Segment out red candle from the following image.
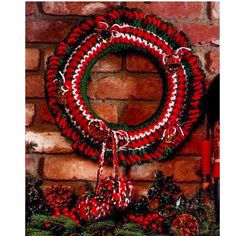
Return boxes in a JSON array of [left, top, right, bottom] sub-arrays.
[[213, 161, 220, 179], [201, 140, 212, 175], [212, 122, 220, 179]]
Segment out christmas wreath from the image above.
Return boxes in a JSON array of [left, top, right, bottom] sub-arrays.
[[45, 7, 205, 166]]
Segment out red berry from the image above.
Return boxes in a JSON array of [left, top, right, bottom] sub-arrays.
[[63, 212, 69, 217], [151, 223, 156, 229], [158, 226, 162, 232], [44, 222, 51, 228], [143, 220, 148, 226], [153, 213, 158, 218]]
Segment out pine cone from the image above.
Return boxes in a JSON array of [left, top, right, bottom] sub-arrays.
[[171, 214, 199, 236], [148, 198, 160, 210], [45, 185, 73, 209]]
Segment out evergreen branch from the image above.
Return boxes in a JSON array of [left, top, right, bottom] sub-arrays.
[[121, 222, 142, 231], [82, 220, 115, 234], [114, 228, 144, 236], [28, 214, 79, 235], [26, 227, 53, 236]]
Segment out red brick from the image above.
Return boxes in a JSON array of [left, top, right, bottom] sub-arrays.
[[26, 20, 75, 43], [121, 103, 159, 126], [26, 48, 40, 71], [92, 54, 122, 72], [25, 104, 36, 126], [88, 76, 162, 100], [42, 2, 118, 16], [173, 157, 201, 182], [127, 2, 204, 19], [195, 50, 206, 68], [132, 182, 152, 200], [25, 131, 73, 153], [39, 103, 55, 124], [26, 154, 40, 175], [205, 50, 220, 74], [126, 53, 158, 72], [44, 48, 55, 69], [209, 2, 220, 20], [43, 155, 125, 180], [177, 183, 201, 198], [129, 156, 200, 182], [91, 103, 118, 123], [177, 132, 205, 156], [129, 160, 174, 181], [26, 2, 36, 16], [177, 23, 219, 45], [26, 74, 44, 98]]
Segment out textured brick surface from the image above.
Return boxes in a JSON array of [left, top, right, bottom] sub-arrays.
[[42, 2, 118, 16], [127, 2, 203, 19], [122, 103, 159, 126], [177, 132, 205, 156], [25, 104, 36, 126], [205, 50, 220, 74], [173, 157, 201, 182], [26, 2, 36, 16], [25, 154, 40, 176], [26, 75, 44, 98], [43, 155, 125, 180], [26, 48, 40, 71], [126, 53, 158, 72], [129, 156, 201, 182], [177, 23, 219, 45], [209, 2, 220, 20], [25, 131, 73, 153], [39, 103, 55, 124], [91, 103, 118, 123], [177, 183, 201, 198], [88, 76, 162, 100], [132, 182, 152, 200], [26, 20, 75, 43], [92, 54, 122, 73]]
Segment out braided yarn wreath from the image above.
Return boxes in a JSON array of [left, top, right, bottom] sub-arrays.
[[45, 7, 205, 166]]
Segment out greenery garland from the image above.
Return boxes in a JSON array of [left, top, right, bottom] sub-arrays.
[[26, 171, 219, 236]]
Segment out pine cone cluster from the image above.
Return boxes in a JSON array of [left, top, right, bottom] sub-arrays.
[[45, 185, 73, 209], [171, 213, 199, 236]]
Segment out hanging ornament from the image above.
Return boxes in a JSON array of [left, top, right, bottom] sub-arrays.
[[76, 119, 133, 221]]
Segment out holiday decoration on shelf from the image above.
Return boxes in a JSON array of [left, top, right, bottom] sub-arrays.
[[75, 124, 133, 221], [26, 171, 219, 236], [171, 213, 199, 236], [45, 6, 205, 166], [26, 172, 50, 222], [128, 212, 164, 232], [45, 185, 74, 210]]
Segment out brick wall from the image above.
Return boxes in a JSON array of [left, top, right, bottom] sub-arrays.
[[25, 1, 219, 199]]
